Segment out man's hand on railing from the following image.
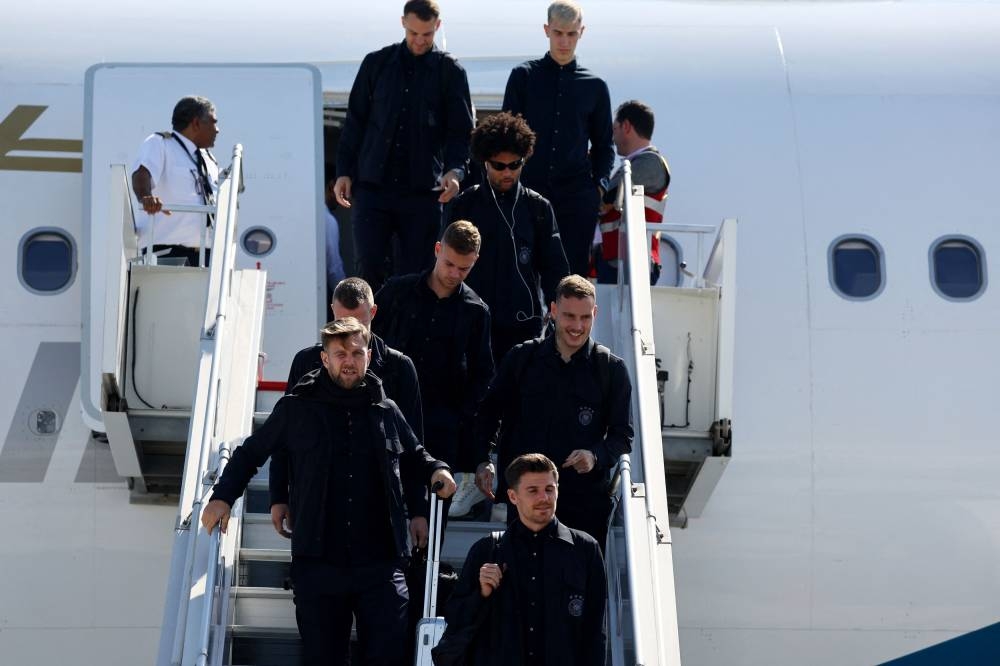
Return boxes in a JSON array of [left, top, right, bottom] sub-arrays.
[[270, 503, 293, 539], [201, 499, 232, 535], [140, 194, 170, 215]]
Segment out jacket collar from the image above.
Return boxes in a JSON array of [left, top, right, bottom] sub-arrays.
[[511, 516, 574, 545], [287, 368, 387, 405], [541, 334, 595, 363], [393, 40, 440, 67], [417, 268, 473, 304], [542, 52, 578, 71]]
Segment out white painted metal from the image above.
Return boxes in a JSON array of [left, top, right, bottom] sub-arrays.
[[706, 220, 737, 424], [82, 63, 324, 430], [2, 3, 1000, 665], [102, 411, 142, 477], [618, 162, 683, 665], [140, 147, 269, 666], [680, 457, 730, 520]]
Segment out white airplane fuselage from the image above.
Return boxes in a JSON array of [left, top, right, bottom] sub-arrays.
[[1, 1, 999, 664]]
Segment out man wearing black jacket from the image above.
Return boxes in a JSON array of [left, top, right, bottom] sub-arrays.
[[269, 277, 423, 541], [502, 1, 614, 277], [433, 454, 606, 666], [445, 112, 570, 365], [474, 275, 632, 551], [202, 318, 456, 666], [374, 221, 493, 521], [333, 0, 474, 291]]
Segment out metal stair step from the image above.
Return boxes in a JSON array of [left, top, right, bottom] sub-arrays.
[[240, 548, 291, 563], [241, 514, 293, 550], [232, 586, 296, 631]]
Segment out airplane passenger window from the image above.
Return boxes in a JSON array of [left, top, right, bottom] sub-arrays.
[[931, 237, 986, 300], [241, 227, 276, 257], [829, 236, 884, 300], [18, 229, 76, 294]]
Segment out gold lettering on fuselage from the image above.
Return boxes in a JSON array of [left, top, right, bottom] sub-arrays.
[[0, 105, 83, 173]]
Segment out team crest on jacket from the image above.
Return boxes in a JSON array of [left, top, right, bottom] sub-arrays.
[[578, 406, 594, 426], [568, 594, 585, 617], [518, 246, 532, 264]]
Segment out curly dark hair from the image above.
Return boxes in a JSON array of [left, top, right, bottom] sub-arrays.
[[470, 112, 536, 163]]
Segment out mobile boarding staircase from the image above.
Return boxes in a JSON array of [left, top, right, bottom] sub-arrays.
[[146, 161, 735, 665]]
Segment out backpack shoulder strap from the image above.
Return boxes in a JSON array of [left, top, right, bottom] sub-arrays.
[[438, 50, 458, 97], [593, 344, 613, 408], [510, 338, 542, 386], [366, 44, 395, 102]]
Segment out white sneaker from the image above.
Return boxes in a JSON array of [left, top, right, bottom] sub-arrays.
[[448, 473, 487, 518], [489, 502, 508, 523]]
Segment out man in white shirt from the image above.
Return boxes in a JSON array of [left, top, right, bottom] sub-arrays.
[[131, 96, 220, 266]]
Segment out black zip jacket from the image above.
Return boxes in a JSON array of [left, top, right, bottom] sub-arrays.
[[434, 519, 606, 666], [210, 370, 448, 560], [474, 337, 633, 499], [337, 41, 473, 190], [445, 183, 569, 331]]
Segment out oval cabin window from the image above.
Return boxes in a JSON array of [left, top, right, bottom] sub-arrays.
[[931, 237, 985, 300], [241, 227, 276, 257], [19, 230, 76, 294], [829, 237, 884, 300]]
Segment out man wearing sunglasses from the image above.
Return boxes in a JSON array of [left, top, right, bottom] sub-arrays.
[[502, 0, 613, 278], [446, 112, 570, 368]]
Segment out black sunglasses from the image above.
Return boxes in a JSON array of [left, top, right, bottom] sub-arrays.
[[486, 158, 525, 171]]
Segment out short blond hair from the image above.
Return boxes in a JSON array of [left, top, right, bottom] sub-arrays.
[[548, 0, 582, 24]]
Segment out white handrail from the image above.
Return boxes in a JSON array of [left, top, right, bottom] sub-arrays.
[[168, 144, 244, 666], [617, 454, 647, 665], [619, 160, 681, 665], [195, 438, 234, 666]]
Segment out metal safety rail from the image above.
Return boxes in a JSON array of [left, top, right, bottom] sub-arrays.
[[153, 145, 270, 666], [606, 161, 683, 665]]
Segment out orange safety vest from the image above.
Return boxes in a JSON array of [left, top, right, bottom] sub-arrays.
[[599, 147, 670, 268]]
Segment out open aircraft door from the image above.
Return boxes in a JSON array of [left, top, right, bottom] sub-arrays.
[[81, 63, 324, 436]]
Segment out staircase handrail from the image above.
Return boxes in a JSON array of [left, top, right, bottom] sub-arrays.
[[617, 160, 682, 665], [167, 144, 245, 666]]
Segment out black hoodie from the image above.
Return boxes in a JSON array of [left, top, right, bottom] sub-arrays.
[[211, 369, 448, 560]]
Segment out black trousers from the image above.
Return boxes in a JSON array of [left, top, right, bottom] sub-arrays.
[[352, 186, 440, 293], [291, 558, 408, 666], [556, 492, 613, 554], [543, 182, 601, 277]]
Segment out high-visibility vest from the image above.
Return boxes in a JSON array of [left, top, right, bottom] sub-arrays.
[[599, 147, 670, 267]]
